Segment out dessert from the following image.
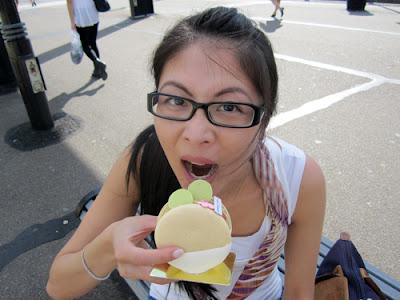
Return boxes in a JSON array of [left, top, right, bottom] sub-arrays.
[[154, 180, 232, 274]]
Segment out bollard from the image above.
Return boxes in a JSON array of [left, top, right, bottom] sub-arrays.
[[129, 0, 154, 19], [0, 0, 53, 130]]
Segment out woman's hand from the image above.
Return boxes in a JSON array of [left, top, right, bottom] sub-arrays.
[[111, 215, 183, 284]]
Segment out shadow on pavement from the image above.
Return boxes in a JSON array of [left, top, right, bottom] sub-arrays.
[[38, 17, 148, 64], [49, 78, 105, 112], [4, 78, 104, 151], [348, 10, 374, 16], [259, 19, 283, 33], [0, 81, 128, 298]]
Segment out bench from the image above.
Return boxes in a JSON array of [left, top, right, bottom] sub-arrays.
[[76, 189, 400, 300]]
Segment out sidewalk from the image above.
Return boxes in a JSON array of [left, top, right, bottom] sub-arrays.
[[1, 0, 399, 298]]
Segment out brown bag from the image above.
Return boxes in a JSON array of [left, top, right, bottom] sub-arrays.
[[314, 265, 349, 300]]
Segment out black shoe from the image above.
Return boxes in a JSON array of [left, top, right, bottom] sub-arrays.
[[280, 7, 284, 17], [91, 71, 101, 80], [94, 59, 108, 81]]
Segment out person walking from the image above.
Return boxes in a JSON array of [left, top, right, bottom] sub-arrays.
[[271, 0, 284, 18], [67, 0, 107, 80]]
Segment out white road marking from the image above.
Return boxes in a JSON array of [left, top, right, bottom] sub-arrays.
[[224, 0, 353, 7], [19, 1, 66, 10], [268, 79, 384, 129], [275, 54, 400, 84], [252, 17, 400, 37]]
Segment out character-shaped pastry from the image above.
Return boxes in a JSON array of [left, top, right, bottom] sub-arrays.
[[155, 180, 232, 274]]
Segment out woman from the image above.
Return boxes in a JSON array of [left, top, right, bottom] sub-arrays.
[[47, 7, 325, 300], [67, 0, 107, 80]]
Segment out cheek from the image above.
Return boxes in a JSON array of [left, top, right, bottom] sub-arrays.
[[154, 119, 182, 163], [221, 128, 259, 155]]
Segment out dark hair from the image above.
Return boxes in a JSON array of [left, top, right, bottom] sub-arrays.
[[127, 6, 279, 299]]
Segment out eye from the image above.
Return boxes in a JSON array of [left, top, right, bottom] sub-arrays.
[[217, 103, 242, 113], [167, 97, 185, 106]]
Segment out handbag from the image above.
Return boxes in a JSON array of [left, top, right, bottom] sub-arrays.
[[93, 0, 110, 12], [314, 232, 386, 300], [70, 30, 83, 64]]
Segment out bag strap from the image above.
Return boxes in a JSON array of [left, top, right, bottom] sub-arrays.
[[359, 268, 387, 300]]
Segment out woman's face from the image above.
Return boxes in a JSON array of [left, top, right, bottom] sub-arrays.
[[154, 40, 263, 195]]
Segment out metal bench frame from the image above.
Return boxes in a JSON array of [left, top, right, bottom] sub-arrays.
[[77, 189, 400, 300]]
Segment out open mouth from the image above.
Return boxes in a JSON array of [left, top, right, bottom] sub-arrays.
[[182, 160, 218, 180]]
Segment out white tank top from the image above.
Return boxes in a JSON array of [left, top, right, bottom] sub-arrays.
[[149, 137, 306, 300], [73, 0, 99, 27]]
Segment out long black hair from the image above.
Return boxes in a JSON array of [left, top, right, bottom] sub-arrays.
[[126, 6, 279, 299]]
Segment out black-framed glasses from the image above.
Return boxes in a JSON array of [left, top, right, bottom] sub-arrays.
[[147, 92, 265, 128]]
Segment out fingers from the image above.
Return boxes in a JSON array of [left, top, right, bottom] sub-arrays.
[[130, 246, 184, 266], [130, 215, 158, 231]]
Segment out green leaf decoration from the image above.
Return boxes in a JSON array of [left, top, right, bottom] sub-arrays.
[[188, 179, 213, 202], [168, 189, 194, 208]]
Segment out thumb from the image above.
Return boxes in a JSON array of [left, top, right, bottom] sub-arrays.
[[130, 246, 184, 266]]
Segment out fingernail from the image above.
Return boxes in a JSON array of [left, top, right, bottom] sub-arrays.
[[172, 249, 184, 258]]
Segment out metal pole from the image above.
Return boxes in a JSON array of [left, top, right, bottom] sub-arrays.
[[0, 21, 17, 95], [0, 0, 53, 130]]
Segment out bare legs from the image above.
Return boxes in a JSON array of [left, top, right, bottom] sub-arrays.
[[271, 0, 284, 18]]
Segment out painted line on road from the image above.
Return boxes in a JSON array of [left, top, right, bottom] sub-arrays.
[[252, 16, 400, 37], [268, 79, 384, 129], [269, 53, 399, 129], [19, 1, 66, 10], [275, 53, 389, 81], [224, 0, 355, 8]]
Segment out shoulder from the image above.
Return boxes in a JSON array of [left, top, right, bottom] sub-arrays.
[[264, 137, 325, 222], [292, 155, 326, 223], [301, 156, 325, 191]]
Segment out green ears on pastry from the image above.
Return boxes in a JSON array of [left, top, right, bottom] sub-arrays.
[[168, 180, 213, 209], [188, 180, 213, 201], [168, 189, 193, 208]]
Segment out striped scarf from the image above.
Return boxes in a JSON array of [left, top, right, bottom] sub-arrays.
[[227, 142, 289, 299]]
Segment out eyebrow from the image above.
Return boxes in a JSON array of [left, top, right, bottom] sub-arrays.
[[159, 81, 193, 97], [214, 87, 251, 100], [159, 82, 252, 100]]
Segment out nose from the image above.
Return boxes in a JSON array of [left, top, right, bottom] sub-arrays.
[[182, 108, 215, 145]]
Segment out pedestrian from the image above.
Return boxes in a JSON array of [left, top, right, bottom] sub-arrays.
[[30, 0, 37, 7], [271, 0, 284, 18], [47, 6, 325, 300], [67, 0, 107, 80]]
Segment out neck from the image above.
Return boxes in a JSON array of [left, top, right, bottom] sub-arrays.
[[217, 160, 256, 206]]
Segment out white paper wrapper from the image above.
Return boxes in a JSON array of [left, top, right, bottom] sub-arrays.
[[169, 243, 232, 274]]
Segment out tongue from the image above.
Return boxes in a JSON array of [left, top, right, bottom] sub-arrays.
[[191, 164, 212, 176]]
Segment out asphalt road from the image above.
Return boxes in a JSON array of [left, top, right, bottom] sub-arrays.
[[1, 0, 399, 299]]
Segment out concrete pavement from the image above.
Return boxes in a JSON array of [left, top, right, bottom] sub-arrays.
[[1, 0, 399, 298]]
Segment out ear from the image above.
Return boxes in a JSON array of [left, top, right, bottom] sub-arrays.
[[188, 179, 213, 202], [168, 189, 194, 208]]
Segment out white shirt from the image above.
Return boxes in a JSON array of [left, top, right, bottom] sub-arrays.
[[149, 137, 306, 300], [73, 0, 99, 27]]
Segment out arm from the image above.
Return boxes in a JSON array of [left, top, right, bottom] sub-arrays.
[[46, 148, 181, 299], [283, 156, 326, 300], [66, 0, 75, 30]]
